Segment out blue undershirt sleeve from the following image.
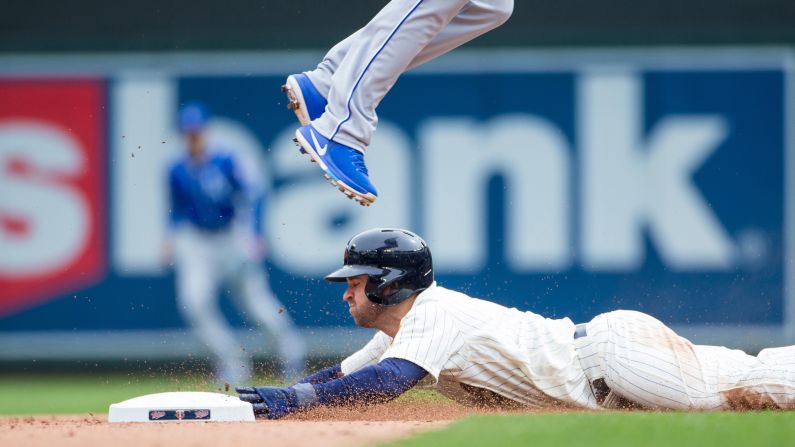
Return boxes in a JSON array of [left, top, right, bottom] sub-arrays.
[[311, 358, 428, 406], [297, 363, 342, 385]]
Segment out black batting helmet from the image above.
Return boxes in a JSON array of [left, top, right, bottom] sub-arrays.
[[325, 228, 434, 305]]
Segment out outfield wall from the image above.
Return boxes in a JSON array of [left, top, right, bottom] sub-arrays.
[[3, 0, 795, 51], [0, 48, 793, 360]]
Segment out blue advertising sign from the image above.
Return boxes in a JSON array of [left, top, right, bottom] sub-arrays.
[[0, 49, 791, 357]]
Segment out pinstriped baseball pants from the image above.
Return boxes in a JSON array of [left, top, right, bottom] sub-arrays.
[[574, 310, 795, 410]]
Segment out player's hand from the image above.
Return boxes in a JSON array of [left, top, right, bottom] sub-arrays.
[[236, 386, 299, 419]]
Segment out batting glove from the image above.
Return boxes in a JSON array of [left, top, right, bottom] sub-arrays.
[[236, 384, 318, 419]]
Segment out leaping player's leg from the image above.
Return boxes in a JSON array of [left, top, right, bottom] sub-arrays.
[[290, 0, 514, 124], [294, 0, 480, 205], [405, 0, 514, 70], [287, 30, 363, 115]]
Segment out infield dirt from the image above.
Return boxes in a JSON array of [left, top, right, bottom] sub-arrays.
[[0, 399, 480, 447]]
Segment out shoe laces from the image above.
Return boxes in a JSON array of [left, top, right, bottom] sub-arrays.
[[350, 150, 369, 175]]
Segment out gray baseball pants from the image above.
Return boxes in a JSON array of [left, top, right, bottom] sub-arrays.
[[306, 0, 514, 152]]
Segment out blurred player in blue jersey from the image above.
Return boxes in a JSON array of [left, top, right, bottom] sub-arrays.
[[163, 102, 305, 384]]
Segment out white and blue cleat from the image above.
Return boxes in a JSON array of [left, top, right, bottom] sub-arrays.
[[284, 73, 377, 206], [293, 125, 378, 206], [282, 73, 327, 125]]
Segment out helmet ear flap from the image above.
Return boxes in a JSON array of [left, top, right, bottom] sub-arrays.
[[364, 276, 384, 303], [365, 267, 429, 306], [364, 268, 402, 305], [326, 228, 434, 305]]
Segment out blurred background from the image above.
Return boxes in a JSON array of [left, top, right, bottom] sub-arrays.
[[1, 0, 794, 412]]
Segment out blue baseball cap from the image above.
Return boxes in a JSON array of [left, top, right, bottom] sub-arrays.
[[178, 101, 210, 132]]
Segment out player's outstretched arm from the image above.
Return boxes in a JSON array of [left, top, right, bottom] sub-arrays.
[[236, 358, 427, 419], [295, 363, 343, 385]]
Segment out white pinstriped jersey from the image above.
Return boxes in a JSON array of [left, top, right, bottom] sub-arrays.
[[341, 282, 600, 409], [341, 284, 795, 410]]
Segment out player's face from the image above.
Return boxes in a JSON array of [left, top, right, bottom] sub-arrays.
[[185, 130, 206, 159], [343, 275, 383, 328]]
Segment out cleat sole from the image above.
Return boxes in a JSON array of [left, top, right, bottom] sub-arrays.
[[283, 76, 311, 126], [293, 129, 377, 206]]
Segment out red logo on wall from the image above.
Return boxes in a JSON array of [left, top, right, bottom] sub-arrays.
[[0, 79, 106, 316]]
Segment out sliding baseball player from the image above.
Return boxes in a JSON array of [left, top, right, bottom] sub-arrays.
[[238, 228, 795, 418]]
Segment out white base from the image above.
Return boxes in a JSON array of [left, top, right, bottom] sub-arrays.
[[108, 392, 255, 423]]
